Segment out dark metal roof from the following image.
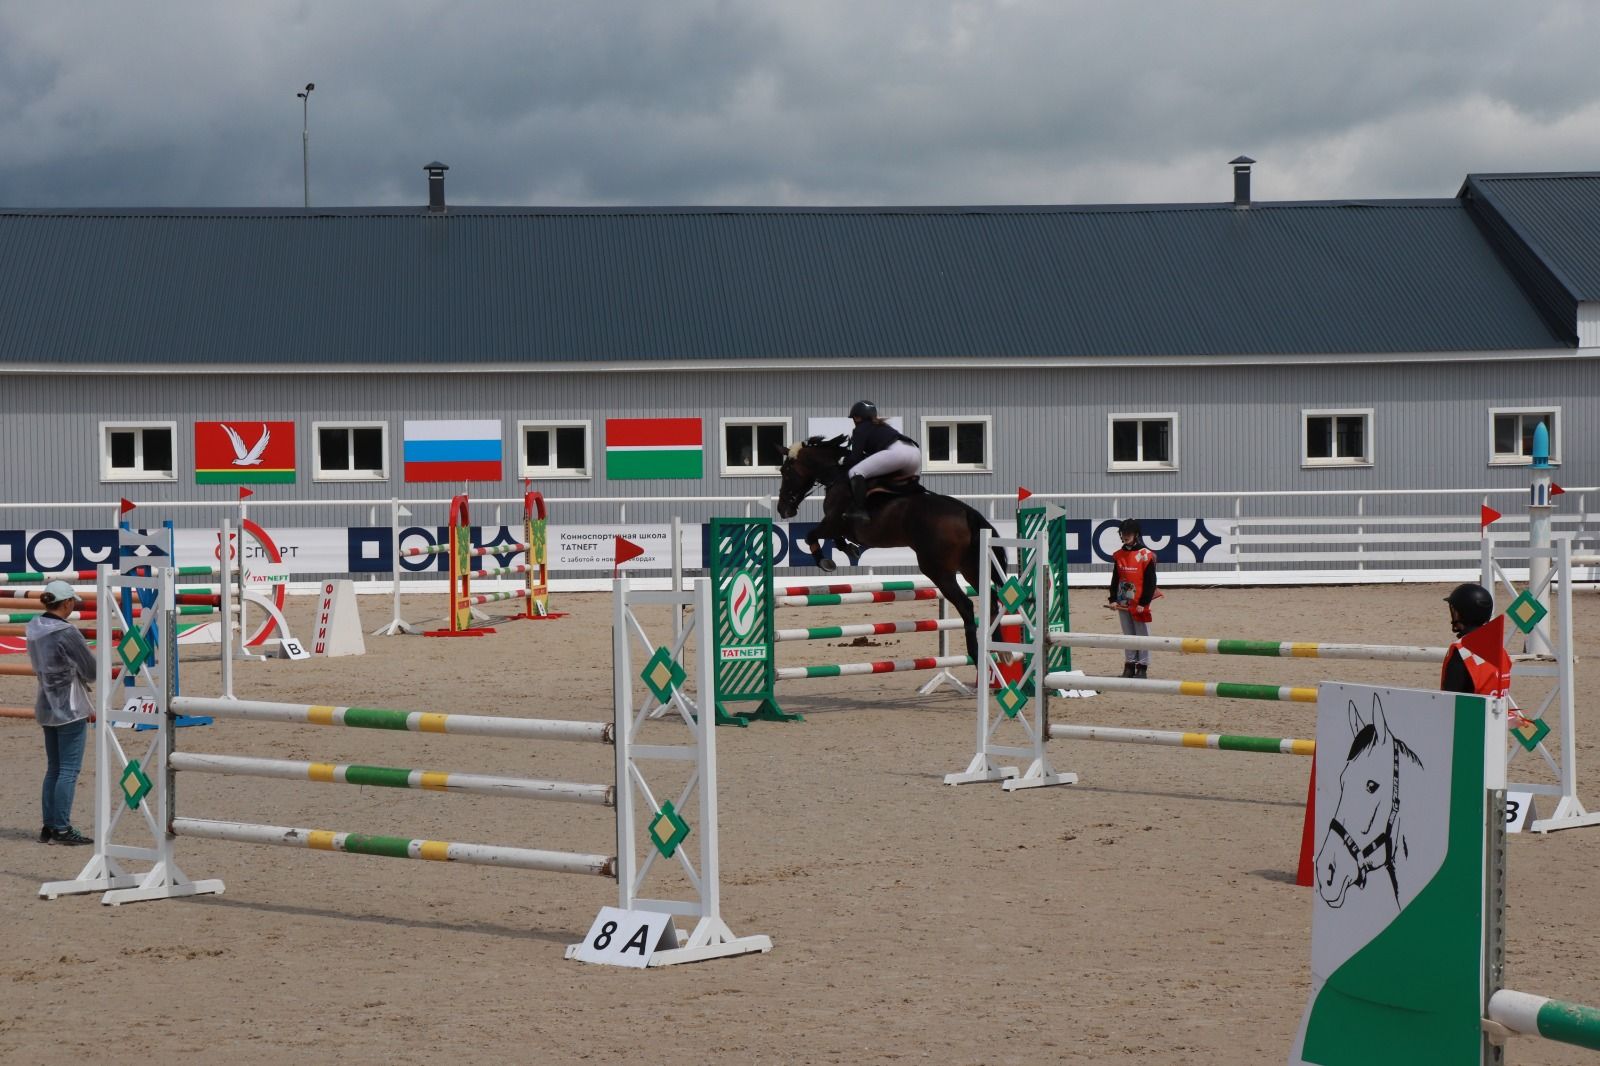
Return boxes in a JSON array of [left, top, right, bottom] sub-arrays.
[[0, 195, 1572, 366], [1460, 173, 1600, 343], [1463, 173, 1600, 297]]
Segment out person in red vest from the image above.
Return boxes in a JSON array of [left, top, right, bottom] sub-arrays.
[[1106, 519, 1157, 678], [1440, 583, 1511, 697]]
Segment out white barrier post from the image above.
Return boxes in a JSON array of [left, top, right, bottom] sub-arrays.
[[375, 497, 421, 636], [583, 576, 772, 965], [945, 530, 1075, 791]]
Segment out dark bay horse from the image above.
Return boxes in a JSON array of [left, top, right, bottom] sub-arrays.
[[774, 435, 1001, 664]]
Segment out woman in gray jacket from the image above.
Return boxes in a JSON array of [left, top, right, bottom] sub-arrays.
[[25, 581, 95, 845]]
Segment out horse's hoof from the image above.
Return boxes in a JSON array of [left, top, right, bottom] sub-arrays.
[[815, 557, 837, 573]]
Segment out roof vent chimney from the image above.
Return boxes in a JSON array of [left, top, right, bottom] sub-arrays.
[[425, 161, 449, 213], [1231, 155, 1255, 208]]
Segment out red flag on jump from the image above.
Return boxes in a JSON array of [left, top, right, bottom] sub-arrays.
[[119, 498, 136, 515], [238, 486, 255, 501], [1480, 504, 1502, 529], [1551, 483, 1566, 497], [613, 536, 646, 578], [1017, 487, 1033, 503]]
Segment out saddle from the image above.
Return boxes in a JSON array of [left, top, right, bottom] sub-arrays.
[[863, 474, 924, 499]]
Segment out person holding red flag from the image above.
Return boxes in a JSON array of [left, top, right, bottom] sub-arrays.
[[1106, 518, 1158, 678], [1440, 583, 1511, 697]]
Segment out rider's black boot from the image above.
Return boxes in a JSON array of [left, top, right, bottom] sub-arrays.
[[845, 476, 869, 523]]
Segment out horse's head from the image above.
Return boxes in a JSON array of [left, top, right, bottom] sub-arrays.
[[1315, 693, 1420, 908], [775, 435, 848, 519]]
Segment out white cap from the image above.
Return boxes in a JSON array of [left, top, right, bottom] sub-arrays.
[[41, 581, 79, 605]]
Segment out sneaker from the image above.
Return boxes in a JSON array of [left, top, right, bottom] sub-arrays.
[[37, 826, 52, 844], [49, 826, 92, 846]]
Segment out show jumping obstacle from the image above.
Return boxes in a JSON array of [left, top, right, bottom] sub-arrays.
[[41, 565, 769, 967], [1291, 682, 1600, 1062], [382, 491, 562, 637], [953, 527, 1594, 834], [703, 517, 1052, 726]]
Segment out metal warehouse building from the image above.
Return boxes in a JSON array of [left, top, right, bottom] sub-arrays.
[[2, 162, 1596, 533]]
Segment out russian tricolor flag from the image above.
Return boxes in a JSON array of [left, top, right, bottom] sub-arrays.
[[403, 420, 504, 482]]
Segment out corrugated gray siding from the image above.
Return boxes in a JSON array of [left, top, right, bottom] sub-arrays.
[[1, 359, 1591, 530]]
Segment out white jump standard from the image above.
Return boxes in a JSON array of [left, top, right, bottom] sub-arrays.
[[41, 565, 770, 967]]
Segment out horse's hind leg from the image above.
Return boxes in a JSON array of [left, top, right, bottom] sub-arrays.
[[926, 561, 980, 666]]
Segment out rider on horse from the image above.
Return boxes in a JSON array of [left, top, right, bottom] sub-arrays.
[[842, 400, 921, 523]]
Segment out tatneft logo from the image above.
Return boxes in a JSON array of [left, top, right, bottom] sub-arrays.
[[720, 647, 767, 661], [726, 572, 759, 638]]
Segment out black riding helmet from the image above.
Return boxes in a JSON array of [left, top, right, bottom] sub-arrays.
[[1117, 518, 1142, 537], [849, 400, 878, 420], [1443, 583, 1494, 627]]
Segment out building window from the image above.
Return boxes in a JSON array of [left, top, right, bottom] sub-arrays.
[[314, 422, 388, 481], [1302, 409, 1373, 467], [1490, 408, 1560, 465], [720, 419, 789, 476], [519, 421, 591, 479], [1108, 413, 1178, 471], [921, 416, 991, 472], [101, 422, 176, 482]]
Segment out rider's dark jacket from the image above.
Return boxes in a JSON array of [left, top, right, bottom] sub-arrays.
[[846, 421, 918, 469]]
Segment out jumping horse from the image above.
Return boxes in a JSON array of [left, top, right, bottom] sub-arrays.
[[774, 435, 1001, 664]]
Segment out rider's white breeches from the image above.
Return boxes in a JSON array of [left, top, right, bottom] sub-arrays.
[[850, 440, 921, 480]]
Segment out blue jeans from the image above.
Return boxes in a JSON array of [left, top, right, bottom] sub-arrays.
[[41, 718, 89, 831]]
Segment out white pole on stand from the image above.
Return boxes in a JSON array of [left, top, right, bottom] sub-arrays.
[[671, 516, 685, 645], [375, 497, 420, 636], [220, 519, 235, 700]]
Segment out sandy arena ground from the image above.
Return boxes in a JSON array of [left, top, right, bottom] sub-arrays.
[[1, 582, 1598, 1065]]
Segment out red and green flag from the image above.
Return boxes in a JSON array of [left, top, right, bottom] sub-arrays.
[[604, 418, 703, 480], [195, 421, 296, 484]]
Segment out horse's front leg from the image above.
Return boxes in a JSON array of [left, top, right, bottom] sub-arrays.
[[807, 515, 844, 573]]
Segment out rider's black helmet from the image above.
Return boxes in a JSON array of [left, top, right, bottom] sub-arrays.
[[1443, 583, 1494, 627], [849, 400, 878, 420], [1117, 518, 1142, 537]]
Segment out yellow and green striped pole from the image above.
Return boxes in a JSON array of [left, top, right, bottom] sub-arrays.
[[1045, 672, 1319, 703], [170, 752, 614, 806], [170, 697, 612, 744], [1051, 631, 1445, 664], [1050, 723, 1314, 756], [171, 817, 615, 877]]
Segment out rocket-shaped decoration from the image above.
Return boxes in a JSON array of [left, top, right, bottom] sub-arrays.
[[1530, 421, 1553, 510], [1526, 421, 1554, 653]]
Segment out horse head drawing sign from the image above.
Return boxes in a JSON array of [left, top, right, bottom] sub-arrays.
[[1291, 683, 1505, 1065], [1315, 694, 1425, 911]]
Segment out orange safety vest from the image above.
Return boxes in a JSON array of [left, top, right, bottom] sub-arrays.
[[1440, 640, 1511, 698], [1112, 546, 1155, 623]]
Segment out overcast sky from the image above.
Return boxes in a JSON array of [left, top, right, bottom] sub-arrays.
[[2, 1, 1597, 210]]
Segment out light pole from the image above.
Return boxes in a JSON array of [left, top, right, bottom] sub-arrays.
[[297, 83, 315, 207]]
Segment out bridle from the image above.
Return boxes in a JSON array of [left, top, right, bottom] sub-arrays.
[[777, 442, 846, 517], [1326, 743, 1402, 899]]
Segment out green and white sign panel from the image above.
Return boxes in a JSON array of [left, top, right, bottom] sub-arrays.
[[708, 517, 799, 726], [1291, 683, 1502, 1065]]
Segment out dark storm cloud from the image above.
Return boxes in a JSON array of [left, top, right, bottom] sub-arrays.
[[2, 1, 1598, 209]]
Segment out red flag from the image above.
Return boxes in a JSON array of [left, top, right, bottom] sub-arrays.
[[1480, 504, 1502, 529], [613, 537, 646, 577], [238, 486, 255, 500], [1017, 487, 1033, 503], [119, 498, 136, 515], [1551, 483, 1566, 497], [1460, 615, 1512, 694]]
